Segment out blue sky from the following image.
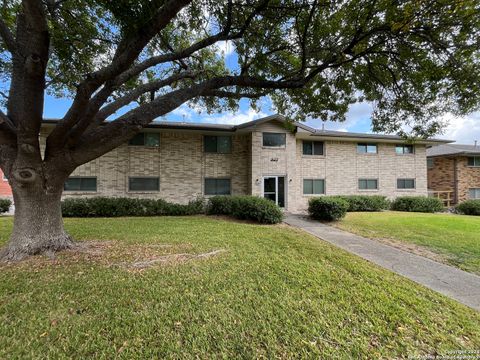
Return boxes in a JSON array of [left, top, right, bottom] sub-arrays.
[[9, 41, 480, 144]]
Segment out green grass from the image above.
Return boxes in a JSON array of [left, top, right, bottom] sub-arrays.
[[0, 216, 479, 358], [336, 211, 480, 275]]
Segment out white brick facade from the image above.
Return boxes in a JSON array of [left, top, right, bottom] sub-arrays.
[[41, 116, 434, 213]]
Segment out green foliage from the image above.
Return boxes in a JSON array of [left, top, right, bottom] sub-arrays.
[[61, 197, 205, 217], [207, 196, 283, 224], [0, 199, 11, 214], [456, 200, 480, 216], [390, 196, 444, 213], [331, 195, 390, 212], [308, 197, 349, 221], [1, 1, 479, 135]]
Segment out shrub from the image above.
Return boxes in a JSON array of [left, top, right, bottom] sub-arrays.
[[456, 200, 480, 216], [61, 197, 205, 217], [308, 197, 349, 221], [207, 195, 283, 224], [331, 195, 390, 212], [390, 196, 443, 213], [0, 199, 12, 214]]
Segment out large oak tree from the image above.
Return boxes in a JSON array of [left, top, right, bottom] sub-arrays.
[[0, 0, 479, 260]]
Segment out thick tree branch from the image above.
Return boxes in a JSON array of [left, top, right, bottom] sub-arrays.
[[46, 0, 194, 151], [0, 18, 17, 53], [0, 109, 17, 134]]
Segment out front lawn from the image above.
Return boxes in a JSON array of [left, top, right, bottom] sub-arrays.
[[336, 211, 480, 275], [0, 216, 479, 358]]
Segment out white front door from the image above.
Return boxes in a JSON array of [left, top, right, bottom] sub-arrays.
[[263, 176, 285, 208]]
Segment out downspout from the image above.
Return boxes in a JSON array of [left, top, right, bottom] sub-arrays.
[[453, 157, 458, 205]]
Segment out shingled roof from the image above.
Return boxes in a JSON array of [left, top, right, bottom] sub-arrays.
[[427, 143, 480, 157]]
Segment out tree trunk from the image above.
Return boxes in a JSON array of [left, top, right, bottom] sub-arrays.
[[0, 181, 74, 261]]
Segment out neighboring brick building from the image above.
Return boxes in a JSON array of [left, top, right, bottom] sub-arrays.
[[427, 144, 480, 204], [0, 168, 12, 198], [34, 114, 446, 213]]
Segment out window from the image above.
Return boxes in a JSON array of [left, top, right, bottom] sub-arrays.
[[303, 141, 324, 156], [358, 179, 378, 190], [204, 136, 232, 153], [64, 177, 97, 192], [204, 178, 231, 195], [397, 178, 416, 189], [128, 132, 160, 147], [263, 133, 286, 147], [427, 158, 434, 169], [467, 156, 480, 167], [303, 179, 325, 195], [396, 144, 414, 155], [469, 188, 480, 199], [128, 177, 159, 191], [357, 143, 377, 154]]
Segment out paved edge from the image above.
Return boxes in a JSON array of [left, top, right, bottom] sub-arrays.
[[284, 214, 480, 312]]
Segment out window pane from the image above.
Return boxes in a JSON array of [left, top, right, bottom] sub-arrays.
[[404, 145, 414, 154], [367, 144, 377, 153], [313, 179, 324, 194], [144, 133, 160, 147], [367, 179, 378, 189], [264, 177, 276, 193], [204, 179, 216, 195], [405, 179, 415, 188], [81, 178, 97, 191], [64, 178, 81, 191], [303, 141, 313, 155], [64, 177, 96, 191], [358, 179, 367, 189], [129, 177, 159, 191], [357, 144, 367, 154], [216, 179, 231, 195], [217, 136, 232, 153], [397, 179, 404, 189], [395, 146, 404, 154], [469, 157, 480, 166], [277, 177, 285, 207], [427, 158, 434, 168], [303, 179, 313, 194], [129, 133, 145, 146], [204, 136, 217, 153], [263, 133, 286, 147], [313, 141, 324, 155], [469, 188, 480, 199]]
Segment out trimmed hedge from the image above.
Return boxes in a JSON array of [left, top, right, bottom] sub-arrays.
[[308, 197, 349, 221], [390, 196, 443, 213], [207, 195, 283, 224], [0, 199, 11, 214], [456, 200, 480, 216], [331, 195, 390, 212], [61, 197, 205, 217]]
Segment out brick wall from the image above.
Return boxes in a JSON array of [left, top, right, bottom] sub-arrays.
[[0, 169, 12, 197], [59, 131, 250, 203], [427, 156, 480, 203], [39, 122, 429, 213], [292, 140, 428, 212], [456, 157, 480, 202]]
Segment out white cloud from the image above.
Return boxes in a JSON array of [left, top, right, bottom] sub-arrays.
[[215, 40, 236, 57], [439, 112, 480, 144], [304, 101, 374, 132], [164, 104, 267, 125], [203, 108, 268, 125]]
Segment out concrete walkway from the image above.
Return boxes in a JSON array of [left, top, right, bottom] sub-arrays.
[[284, 214, 480, 311]]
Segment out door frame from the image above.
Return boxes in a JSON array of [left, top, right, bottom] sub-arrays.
[[262, 175, 287, 208]]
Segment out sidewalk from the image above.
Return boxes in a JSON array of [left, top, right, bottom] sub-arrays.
[[284, 214, 480, 311]]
